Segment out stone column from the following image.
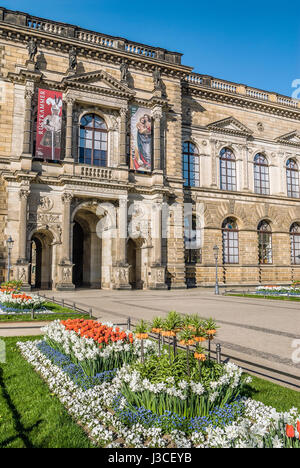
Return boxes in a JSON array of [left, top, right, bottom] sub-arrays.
[[152, 107, 163, 171], [150, 200, 167, 289], [65, 97, 74, 160], [117, 197, 128, 265], [119, 106, 128, 167], [18, 189, 29, 262], [22, 84, 34, 155], [210, 139, 218, 188], [242, 145, 250, 191], [61, 193, 73, 262], [57, 192, 75, 291], [112, 197, 131, 290], [152, 200, 162, 266], [16, 188, 31, 290]]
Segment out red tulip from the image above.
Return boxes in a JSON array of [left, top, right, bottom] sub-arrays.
[[286, 425, 295, 438]]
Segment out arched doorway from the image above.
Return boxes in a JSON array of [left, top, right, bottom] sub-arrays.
[[29, 230, 53, 289], [127, 238, 143, 289], [72, 208, 104, 288]]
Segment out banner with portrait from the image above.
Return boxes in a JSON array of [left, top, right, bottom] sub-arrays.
[[130, 106, 152, 172], [36, 89, 63, 160]]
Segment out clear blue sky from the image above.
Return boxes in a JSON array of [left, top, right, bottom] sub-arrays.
[[2, 0, 300, 97]]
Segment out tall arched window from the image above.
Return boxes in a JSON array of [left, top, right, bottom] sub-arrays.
[[222, 217, 239, 264], [286, 159, 299, 198], [254, 154, 269, 195], [79, 114, 108, 166], [290, 223, 300, 265], [182, 142, 200, 187], [220, 148, 236, 191], [258, 220, 272, 264]]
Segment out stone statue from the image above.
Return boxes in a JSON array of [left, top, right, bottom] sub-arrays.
[[153, 67, 163, 90], [27, 38, 37, 62], [69, 47, 77, 71], [120, 61, 129, 83]]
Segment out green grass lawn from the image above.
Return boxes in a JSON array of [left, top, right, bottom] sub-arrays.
[[244, 375, 300, 412], [0, 336, 94, 448], [226, 293, 300, 302], [0, 302, 90, 322], [0, 336, 299, 448]]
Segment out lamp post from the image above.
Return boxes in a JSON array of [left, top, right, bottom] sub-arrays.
[[213, 245, 219, 295], [6, 236, 14, 282]]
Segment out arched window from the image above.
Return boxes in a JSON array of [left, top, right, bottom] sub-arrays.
[[290, 223, 300, 265], [220, 148, 236, 191], [286, 159, 299, 198], [258, 220, 272, 264], [79, 114, 108, 166], [222, 217, 239, 264], [182, 142, 200, 187], [254, 154, 269, 195]]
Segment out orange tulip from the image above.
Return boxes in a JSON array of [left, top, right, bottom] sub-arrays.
[[286, 425, 295, 438]]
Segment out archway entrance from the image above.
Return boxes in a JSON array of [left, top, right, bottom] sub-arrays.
[[72, 208, 103, 288], [29, 231, 53, 289], [127, 238, 143, 289]]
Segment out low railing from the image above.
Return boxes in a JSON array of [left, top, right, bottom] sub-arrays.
[[185, 74, 203, 85], [185, 73, 300, 110], [76, 30, 114, 47], [27, 18, 69, 36], [125, 43, 156, 58], [211, 80, 237, 93], [79, 166, 113, 180], [277, 96, 298, 108], [37, 291, 94, 318], [246, 88, 269, 101]]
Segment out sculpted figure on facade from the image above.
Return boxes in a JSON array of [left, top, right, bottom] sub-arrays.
[[27, 37, 38, 62]]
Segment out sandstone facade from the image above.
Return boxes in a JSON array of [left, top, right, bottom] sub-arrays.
[[0, 7, 300, 290]]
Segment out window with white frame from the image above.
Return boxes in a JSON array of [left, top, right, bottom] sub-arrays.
[[286, 158, 299, 198], [222, 217, 239, 264], [290, 223, 300, 265], [220, 148, 236, 191], [254, 153, 270, 195], [258, 220, 272, 264], [79, 114, 108, 166], [182, 142, 200, 187]]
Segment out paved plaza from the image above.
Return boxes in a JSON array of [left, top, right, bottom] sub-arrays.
[[1, 289, 299, 388], [42, 288, 300, 387]]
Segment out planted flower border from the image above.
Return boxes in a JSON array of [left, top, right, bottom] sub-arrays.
[[16, 316, 300, 448], [0, 288, 48, 314], [18, 339, 300, 448]]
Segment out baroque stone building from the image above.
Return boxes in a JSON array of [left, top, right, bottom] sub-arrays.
[[0, 7, 300, 291]]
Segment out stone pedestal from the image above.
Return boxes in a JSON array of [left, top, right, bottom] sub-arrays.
[[112, 264, 132, 290], [56, 262, 75, 291], [25, 60, 36, 71], [149, 265, 168, 290], [16, 261, 31, 291]]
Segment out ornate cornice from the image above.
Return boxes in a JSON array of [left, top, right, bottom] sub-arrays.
[[0, 21, 191, 79], [185, 85, 300, 121]]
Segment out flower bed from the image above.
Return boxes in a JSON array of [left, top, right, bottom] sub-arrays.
[[17, 315, 300, 448], [18, 339, 300, 448], [42, 320, 156, 376], [0, 288, 46, 313], [256, 286, 300, 296]]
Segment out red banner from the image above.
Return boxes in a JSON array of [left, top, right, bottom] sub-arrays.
[[36, 89, 63, 160]]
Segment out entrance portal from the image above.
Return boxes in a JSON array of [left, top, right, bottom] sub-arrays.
[[127, 238, 143, 289], [29, 231, 53, 289], [72, 209, 103, 288]]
